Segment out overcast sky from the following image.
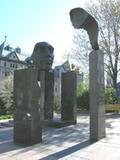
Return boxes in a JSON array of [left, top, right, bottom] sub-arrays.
[[0, 0, 91, 64]]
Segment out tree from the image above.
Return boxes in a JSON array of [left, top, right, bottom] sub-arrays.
[[77, 80, 89, 110], [0, 96, 6, 115], [67, 30, 91, 75], [69, 0, 120, 90], [1, 74, 13, 114], [105, 87, 118, 104]]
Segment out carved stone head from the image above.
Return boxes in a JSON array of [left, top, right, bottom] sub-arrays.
[[70, 8, 99, 50], [31, 42, 54, 70]]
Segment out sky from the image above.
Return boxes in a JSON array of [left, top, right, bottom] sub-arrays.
[[0, 0, 90, 65]]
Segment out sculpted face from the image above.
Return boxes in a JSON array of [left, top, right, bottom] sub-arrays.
[[32, 42, 54, 70], [70, 8, 88, 29], [70, 8, 99, 50]]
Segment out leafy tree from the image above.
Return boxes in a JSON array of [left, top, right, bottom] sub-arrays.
[[0, 96, 6, 115], [88, 0, 120, 90], [69, 0, 120, 90], [54, 95, 61, 113], [77, 90, 89, 110], [70, 30, 91, 75], [1, 74, 13, 114], [77, 79, 89, 110], [105, 87, 118, 104]]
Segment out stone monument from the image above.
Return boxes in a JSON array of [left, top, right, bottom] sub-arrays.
[[14, 68, 42, 145], [45, 70, 77, 128], [14, 42, 54, 145], [31, 42, 54, 121], [32, 42, 54, 71], [70, 8, 105, 141], [61, 71, 77, 123]]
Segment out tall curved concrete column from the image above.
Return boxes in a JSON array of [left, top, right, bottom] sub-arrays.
[[70, 8, 105, 141]]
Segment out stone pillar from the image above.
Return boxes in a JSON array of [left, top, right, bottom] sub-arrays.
[[38, 70, 45, 121], [14, 68, 42, 145], [61, 71, 77, 123], [44, 71, 54, 120], [89, 50, 105, 141]]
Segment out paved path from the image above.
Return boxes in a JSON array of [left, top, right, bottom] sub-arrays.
[[0, 113, 120, 160]]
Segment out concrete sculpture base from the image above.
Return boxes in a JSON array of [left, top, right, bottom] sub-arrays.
[[89, 50, 105, 141], [14, 68, 42, 145]]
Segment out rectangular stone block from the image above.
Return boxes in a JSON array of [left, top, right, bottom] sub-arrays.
[[61, 71, 77, 123], [37, 70, 45, 121], [44, 71, 54, 120], [89, 50, 105, 141], [14, 68, 42, 145]]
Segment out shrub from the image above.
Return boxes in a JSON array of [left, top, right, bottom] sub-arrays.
[[105, 87, 118, 104], [77, 82, 89, 110], [0, 114, 13, 120], [54, 95, 61, 113], [0, 96, 6, 115], [77, 90, 89, 110], [1, 74, 13, 114]]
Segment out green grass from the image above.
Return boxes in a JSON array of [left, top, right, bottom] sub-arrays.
[[0, 114, 13, 120]]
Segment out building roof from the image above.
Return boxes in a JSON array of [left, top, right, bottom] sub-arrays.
[[62, 60, 71, 71], [17, 53, 27, 61], [0, 41, 5, 57], [0, 39, 27, 63], [54, 60, 71, 72], [0, 56, 27, 65], [54, 60, 71, 77]]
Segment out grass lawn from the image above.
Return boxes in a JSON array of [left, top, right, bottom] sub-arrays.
[[0, 114, 13, 120]]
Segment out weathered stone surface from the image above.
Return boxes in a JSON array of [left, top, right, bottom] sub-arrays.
[[89, 50, 105, 141], [37, 70, 54, 122], [44, 71, 54, 120], [14, 68, 42, 145], [61, 71, 77, 123], [37, 70, 45, 121], [70, 7, 105, 142], [70, 8, 99, 50], [31, 42, 54, 70], [31, 42, 54, 122]]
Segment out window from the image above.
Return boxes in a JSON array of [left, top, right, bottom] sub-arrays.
[[5, 72, 7, 76], [16, 64, 18, 68], [4, 62, 6, 66], [55, 87, 57, 92], [10, 64, 12, 67]]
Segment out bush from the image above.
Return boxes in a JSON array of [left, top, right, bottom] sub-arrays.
[[0, 96, 6, 115], [77, 90, 89, 110], [105, 87, 118, 104], [54, 95, 61, 113], [77, 82, 118, 110], [0, 114, 13, 120], [1, 74, 13, 114], [77, 82, 89, 110]]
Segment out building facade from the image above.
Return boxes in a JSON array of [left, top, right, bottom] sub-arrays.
[[0, 39, 27, 92]]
